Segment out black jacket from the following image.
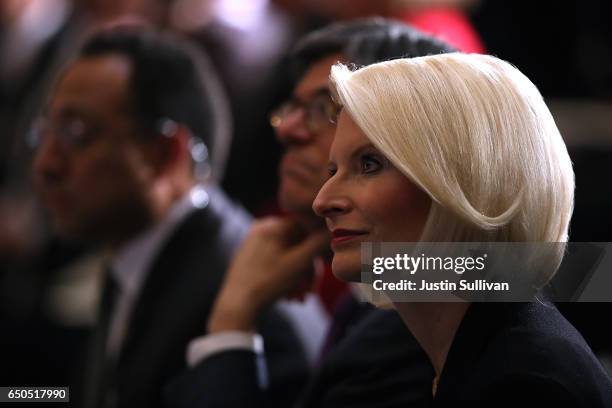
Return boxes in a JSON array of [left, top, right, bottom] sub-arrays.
[[434, 301, 612, 407], [80, 186, 308, 408], [298, 308, 434, 408]]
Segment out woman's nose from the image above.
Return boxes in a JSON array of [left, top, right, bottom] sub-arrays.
[[313, 177, 351, 219]]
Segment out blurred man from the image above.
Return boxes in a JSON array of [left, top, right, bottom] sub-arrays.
[[169, 19, 455, 407], [33, 27, 306, 408]]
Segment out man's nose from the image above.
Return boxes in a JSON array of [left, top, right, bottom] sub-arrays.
[[274, 109, 313, 146], [33, 136, 67, 184]]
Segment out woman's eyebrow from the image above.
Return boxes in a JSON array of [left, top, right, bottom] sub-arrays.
[[349, 143, 378, 161], [328, 142, 377, 166]]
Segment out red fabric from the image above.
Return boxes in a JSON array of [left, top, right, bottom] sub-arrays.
[[399, 7, 486, 54]]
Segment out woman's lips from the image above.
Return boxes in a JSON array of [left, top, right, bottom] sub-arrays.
[[331, 229, 368, 247]]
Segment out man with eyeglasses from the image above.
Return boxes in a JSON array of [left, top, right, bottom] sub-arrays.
[[32, 27, 307, 408], [169, 19, 455, 408]]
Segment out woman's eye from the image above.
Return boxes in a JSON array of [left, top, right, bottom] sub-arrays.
[[361, 155, 383, 174]]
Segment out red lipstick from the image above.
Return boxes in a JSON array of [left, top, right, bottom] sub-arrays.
[[331, 229, 368, 247]]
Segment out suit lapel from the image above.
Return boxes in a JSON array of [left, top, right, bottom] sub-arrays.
[[117, 207, 219, 362]]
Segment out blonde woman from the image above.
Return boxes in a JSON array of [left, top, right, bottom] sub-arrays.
[[313, 53, 612, 405]]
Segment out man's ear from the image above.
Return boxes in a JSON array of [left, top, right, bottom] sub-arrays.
[[147, 123, 191, 177]]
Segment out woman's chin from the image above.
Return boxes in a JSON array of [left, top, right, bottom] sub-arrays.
[[331, 253, 362, 283]]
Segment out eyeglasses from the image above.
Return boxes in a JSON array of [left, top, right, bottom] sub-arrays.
[[269, 91, 341, 133], [30, 115, 178, 152], [30, 116, 103, 152]]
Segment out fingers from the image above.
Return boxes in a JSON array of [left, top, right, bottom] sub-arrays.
[[271, 217, 310, 245], [287, 229, 330, 265], [251, 216, 314, 248]]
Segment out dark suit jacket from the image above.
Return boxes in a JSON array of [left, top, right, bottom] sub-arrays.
[[434, 301, 612, 407], [298, 308, 435, 408], [169, 307, 435, 408], [79, 186, 308, 408]]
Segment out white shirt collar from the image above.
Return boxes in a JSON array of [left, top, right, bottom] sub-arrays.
[[109, 185, 210, 296]]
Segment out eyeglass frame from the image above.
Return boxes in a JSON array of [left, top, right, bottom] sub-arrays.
[[269, 89, 341, 133], [30, 114, 211, 178], [29, 113, 189, 151]]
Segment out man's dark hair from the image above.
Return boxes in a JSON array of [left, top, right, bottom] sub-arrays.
[[80, 27, 227, 157], [291, 18, 456, 78]]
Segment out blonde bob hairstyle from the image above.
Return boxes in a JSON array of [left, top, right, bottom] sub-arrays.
[[330, 53, 574, 282]]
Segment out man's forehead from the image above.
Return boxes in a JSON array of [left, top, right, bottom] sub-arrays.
[[61, 54, 131, 89], [293, 53, 344, 99], [50, 55, 132, 115]]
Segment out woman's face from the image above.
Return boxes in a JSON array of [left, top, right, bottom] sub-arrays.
[[313, 111, 431, 282]]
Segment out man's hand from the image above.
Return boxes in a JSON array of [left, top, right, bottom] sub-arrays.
[[208, 217, 330, 332]]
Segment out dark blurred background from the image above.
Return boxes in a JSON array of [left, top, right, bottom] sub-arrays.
[[0, 0, 610, 391]]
